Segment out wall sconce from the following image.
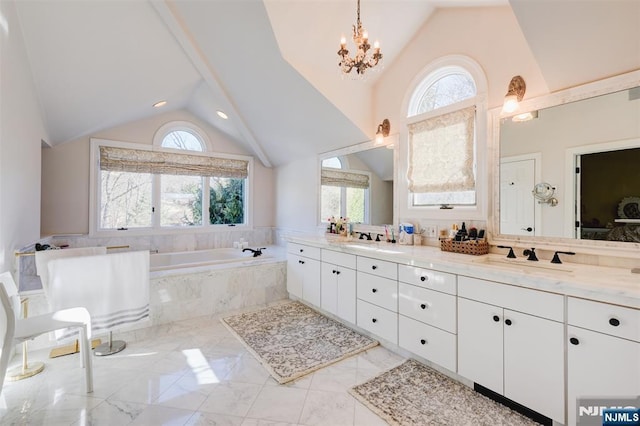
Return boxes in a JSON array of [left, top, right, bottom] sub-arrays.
[[375, 119, 390, 144], [502, 76, 526, 114]]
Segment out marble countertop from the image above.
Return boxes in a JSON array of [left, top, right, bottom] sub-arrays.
[[287, 235, 640, 309]]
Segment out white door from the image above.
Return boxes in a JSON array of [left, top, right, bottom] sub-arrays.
[[301, 258, 321, 307], [320, 262, 338, 315], [500, 159, 535, 236], [336, 266, 356, 323], [457, 298, 504, 394], [567, 326, 640, 426], [503, 310, 565, 423], [286, 253, 303, 299]]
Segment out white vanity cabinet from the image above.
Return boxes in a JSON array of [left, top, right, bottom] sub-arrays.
[[566, 297, 640, 426], [457, 276, 565, 424], [320, 249, 357, 323], [398, 265, 457, 372], [356, 256, 398, 344], [286, 242, 321, 306]]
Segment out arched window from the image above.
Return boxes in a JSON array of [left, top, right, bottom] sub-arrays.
[[92, 121, 251, 234], [405, 58, 485, 209], [161, 130, 204, 152]]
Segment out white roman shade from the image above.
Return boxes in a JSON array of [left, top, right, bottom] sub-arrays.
[[100, 146, 248, 178], [407, 105, 475, 193], [321, 168, 370, 189]]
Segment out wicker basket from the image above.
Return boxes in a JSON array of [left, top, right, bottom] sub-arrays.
[[440, 239, 489, 256]]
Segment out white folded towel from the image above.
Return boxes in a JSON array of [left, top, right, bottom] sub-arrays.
[[46, 251, 150, 335], [35, 247, 107, 298]]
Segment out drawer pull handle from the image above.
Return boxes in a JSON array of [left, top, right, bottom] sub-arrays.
[[420, 339, 427, 345], [299, 260, 305, 264], [420, 303, 427, 310], [336, 270, 341, 275], [372, 265, 378, 270], [505, 319, 512, 326], [493, 315, 500, 322], [299, 249, 304, 253], [570, 337, 580, 345], [372, 318, 377, 323], [609, 318, 620, 327], [372, 288, 378, 293], [420, 276, 428, 282], [332, 270, 337, 274]]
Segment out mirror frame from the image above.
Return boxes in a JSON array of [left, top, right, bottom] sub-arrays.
[[318, 135, 398, 233], [489, 70, 640, 258]]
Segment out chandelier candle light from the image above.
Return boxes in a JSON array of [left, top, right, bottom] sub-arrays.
[[338, 0, 382, 75]]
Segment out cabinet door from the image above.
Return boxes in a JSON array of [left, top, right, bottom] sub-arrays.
[[503, 310, 564, 424], [302, 258, 321, 307], [458, 297, 504, 393], [320, 262, 338, 315], [567, 326, 640, 426], [336, 267, 356, 323], [286, 253, 303, 299]]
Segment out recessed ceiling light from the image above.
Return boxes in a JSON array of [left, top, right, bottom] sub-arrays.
[[216, 110, 228, 120], [153, 100, 167, 108]]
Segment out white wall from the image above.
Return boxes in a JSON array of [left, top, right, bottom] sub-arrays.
[[275, 6, 548, 233], [0, 0, 48, 272], [41, 109, 275, 235], [275, 155, 319, 238]]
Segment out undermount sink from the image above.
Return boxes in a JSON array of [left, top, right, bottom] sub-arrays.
[[472, 256, 574, 274]]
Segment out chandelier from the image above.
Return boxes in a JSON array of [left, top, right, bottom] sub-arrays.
[[337, 0, 382, 76]]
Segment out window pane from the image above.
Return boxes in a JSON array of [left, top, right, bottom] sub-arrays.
[[100, 171, 152, 229], [161, 175, 202, 226], [321, 185, 341, 221], [346, 187, 365, 223], [413, 190, 476, 206], [161, 130, 204, 151], [209, 177, 245, 225], [416, 73, 476, 114], [322, 157, 342, 169]]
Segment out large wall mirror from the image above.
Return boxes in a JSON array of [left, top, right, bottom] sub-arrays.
[[492, 71, 640, 253], [319, 139, 396, 227]]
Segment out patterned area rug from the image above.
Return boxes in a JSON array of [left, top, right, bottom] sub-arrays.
[[221, 301, 378, 384], [350, 359, 540, 426]]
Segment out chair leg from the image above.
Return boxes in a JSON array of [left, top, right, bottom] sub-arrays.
[[80, 325, 93, 393]]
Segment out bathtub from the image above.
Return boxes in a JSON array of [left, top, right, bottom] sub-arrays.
[[150, 247, 272, 272]]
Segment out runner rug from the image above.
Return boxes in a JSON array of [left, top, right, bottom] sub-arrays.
[[350, 359, 540, 426], [221, 301, 378, 384]]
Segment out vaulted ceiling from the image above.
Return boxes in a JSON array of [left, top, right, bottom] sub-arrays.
[[13, 0, 640, 167]]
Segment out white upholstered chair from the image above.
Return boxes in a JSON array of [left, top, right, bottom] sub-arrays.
[[0, 271, 93, 393]]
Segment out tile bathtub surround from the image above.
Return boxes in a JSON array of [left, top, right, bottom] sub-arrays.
[[18, 260, 288, 352], [0, 309, 404, 426]]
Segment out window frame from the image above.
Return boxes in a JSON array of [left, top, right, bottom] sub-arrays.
[[89, 137, 253, 237], [400, 55, 488, 220]]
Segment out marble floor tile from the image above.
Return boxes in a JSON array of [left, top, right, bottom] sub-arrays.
[[299, 390, 356, 426], [245, 385, 307, 424], [0, 312, 534, 426]]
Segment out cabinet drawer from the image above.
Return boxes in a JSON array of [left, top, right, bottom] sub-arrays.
[[398, 283, 456, 333], [568, 297, 640, 342], [321, 249, 356, 269], [357, 300, 397, 344], [399, 315, 456, 372], [287, 242, 321, 260], [357, 272, 398, 312], [398, 265, 457, 295], [458, 276, 563, 322], [357, 256, 397, 280]]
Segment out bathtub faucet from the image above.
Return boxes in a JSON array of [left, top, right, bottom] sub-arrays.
[[243, 247, 266, 257]]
